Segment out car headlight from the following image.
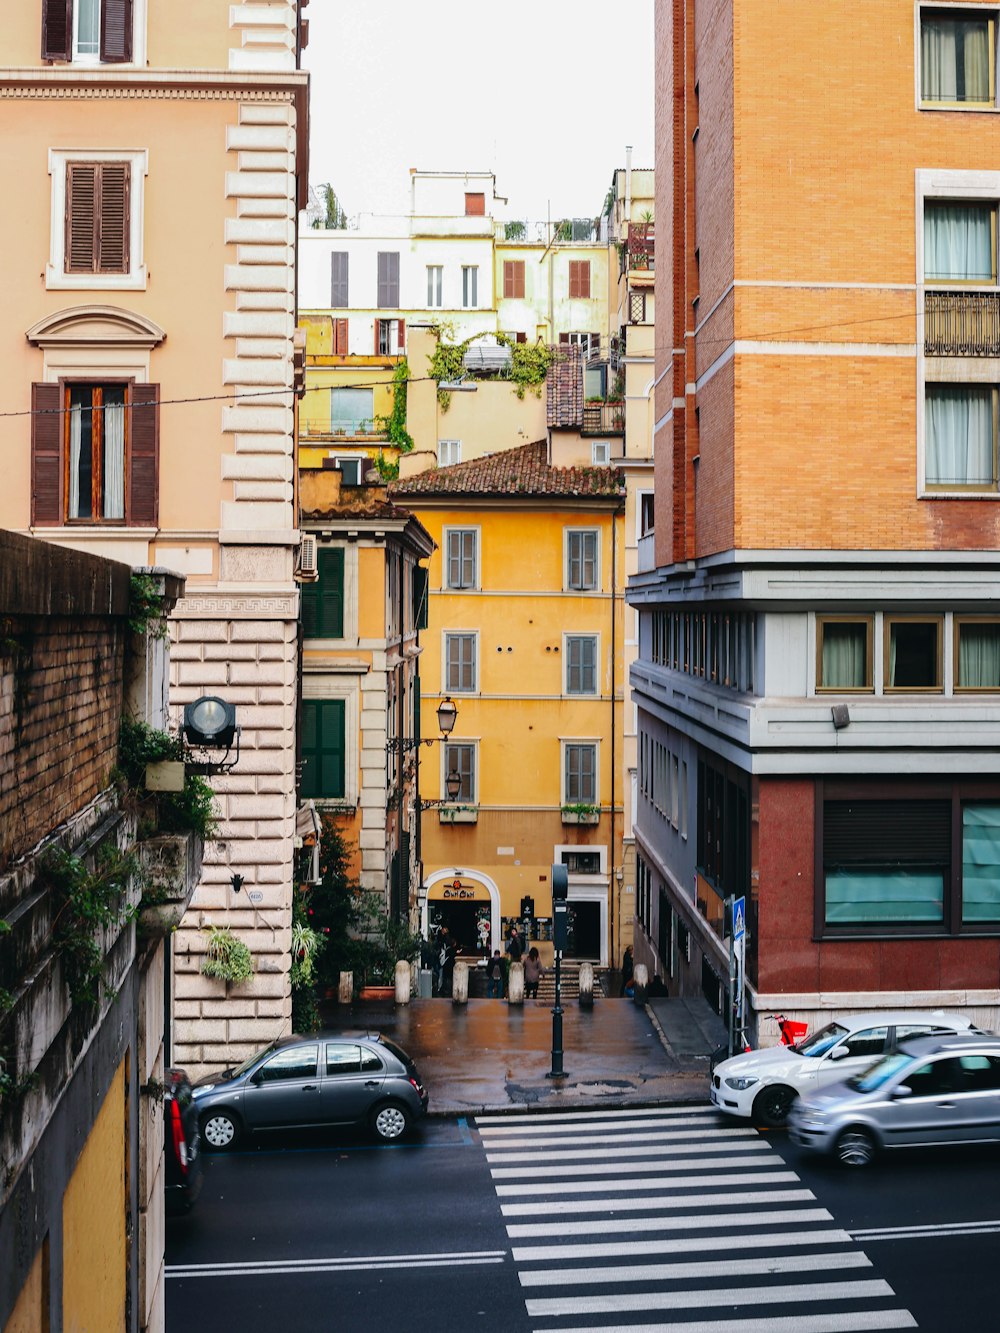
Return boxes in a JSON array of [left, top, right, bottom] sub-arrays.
[[192, 1084, 215, 1097], [724, 1076, 759, 1091]]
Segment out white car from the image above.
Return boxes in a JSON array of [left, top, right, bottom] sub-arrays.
[[710, 1011, 982, 1127]]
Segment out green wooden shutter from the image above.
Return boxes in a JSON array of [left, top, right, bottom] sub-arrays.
[[301, 547, 344, 638], [301, 699, 346, 799]]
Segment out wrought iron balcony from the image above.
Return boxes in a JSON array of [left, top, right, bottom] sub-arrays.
[[582, 400, 625, 435], [925, 290, 1000, 357]]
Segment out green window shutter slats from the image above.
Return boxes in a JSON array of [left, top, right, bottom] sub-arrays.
[[301, 548, 344, 638], [301, 699, 346, 800]]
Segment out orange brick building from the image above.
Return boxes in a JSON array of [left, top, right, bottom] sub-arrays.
[[631, 0, 1000, 1042]]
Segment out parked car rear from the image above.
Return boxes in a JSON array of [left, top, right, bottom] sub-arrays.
[[164, 1069, 202, 1212]]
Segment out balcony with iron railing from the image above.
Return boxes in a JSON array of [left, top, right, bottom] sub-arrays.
[[582, 398, 625, 435], [925, 289, 1000, 357], [624, 222, 655, 272]]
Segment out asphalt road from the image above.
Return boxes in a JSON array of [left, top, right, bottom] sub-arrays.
[[166, 1106, 1000, 1331]]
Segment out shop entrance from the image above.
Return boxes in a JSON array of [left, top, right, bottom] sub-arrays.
[[565, 901, 601, 960], [427, 881, 493, 957]]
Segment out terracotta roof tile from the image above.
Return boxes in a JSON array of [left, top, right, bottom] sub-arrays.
[[546, 344, 583, 428], [389, 440, 624, 500]]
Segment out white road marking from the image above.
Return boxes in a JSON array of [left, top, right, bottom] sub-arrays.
[[502, 1187, 814, 1216], [492, 1152, 778, 1178], [538, 1312, 917, 1333], [167, 1249, 507, 1279], [851, 1218, 1000, 1241], [496, 1169, 798, 1196], [506, 1206, 834, 1239], [479, 1114, 719, 1137], [525, 1277, 895, 1317], [477, 1104, 717, 1126], [484, 1127, 756, 1151], [487, 1138, 761, 1164], [518, 1249, 871, 1286], [511, 1228, 854, 1262]]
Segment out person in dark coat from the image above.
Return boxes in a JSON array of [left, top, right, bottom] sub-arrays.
[[620, 944, 635, 997], [485, 950, 504, 1000], [506, 926, 524, 963]]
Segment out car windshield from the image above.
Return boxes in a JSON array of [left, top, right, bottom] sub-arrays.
[[847, 1051, 913, 1093], [231, 1042, 278, 1079], [794, 1022, 849, 1058]]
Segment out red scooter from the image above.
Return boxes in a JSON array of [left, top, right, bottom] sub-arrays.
[[774, 1013, 809, 1046]]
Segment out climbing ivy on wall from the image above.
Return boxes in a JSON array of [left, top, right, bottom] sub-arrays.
[[429, 332, 553, 412]]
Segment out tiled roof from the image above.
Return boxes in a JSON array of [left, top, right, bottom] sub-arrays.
[[301, 497, 420, 523], [546, 344, 583, 428], [389, 440, 624, 500]]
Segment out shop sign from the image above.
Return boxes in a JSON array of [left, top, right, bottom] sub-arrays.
[[434, 879, 490, 901]]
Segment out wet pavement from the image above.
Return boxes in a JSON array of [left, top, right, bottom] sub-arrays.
[[317, 994, 716, 1116]]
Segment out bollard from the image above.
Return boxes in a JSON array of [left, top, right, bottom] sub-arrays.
[[578, 961, 594, 1009], [338, 970, 353, 1005], [632, 962, 648, 1004], [507, 961, 525, 1006], [395, 959, 411, 1005], [452, 959, 469, 1004]]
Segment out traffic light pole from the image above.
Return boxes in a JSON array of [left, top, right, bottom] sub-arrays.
[[547, 864, 568, 1079]]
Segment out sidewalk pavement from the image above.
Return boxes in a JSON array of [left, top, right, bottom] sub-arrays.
[[317, 994, 721, 1117]]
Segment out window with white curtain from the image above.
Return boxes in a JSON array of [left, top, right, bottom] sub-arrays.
[[925, 384, 997, 489], [426, 265, 443, 308], [956, 619, 1000, 689], [68, 383, 126, 521], [462, 265, 479, 308], [817, 617, 873, 691], [924, 201, 997, 282], [920, 9, 996, 105]]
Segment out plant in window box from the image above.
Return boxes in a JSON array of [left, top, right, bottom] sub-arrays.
[[439, 804, 479, 824], [201, 927, 254, 986], [561, 803, 601, 825]]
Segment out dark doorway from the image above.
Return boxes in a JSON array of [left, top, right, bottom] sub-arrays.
[[565, 901, 601, 959], [428, 901, 490, 956]]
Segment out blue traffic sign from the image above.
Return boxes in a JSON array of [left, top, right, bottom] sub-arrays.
[[733, 896, 746, 941]]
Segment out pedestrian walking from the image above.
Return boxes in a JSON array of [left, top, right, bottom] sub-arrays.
[[439, 927, 458, 997], [523, 946, 544, 999], [620, 944, 634, 997], [485, 950, 504, 999], [506, 925, 524, 964]]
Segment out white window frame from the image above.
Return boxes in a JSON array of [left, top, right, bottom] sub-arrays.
[[438, 439, 461, 467], [443, 526, 480, 591], [915, 3, 999, 112], [564, 633, 600, 696], [331, 455, 364, 486], [462, 265, 479, 308], [564, 527, 601, 591], [916, 167, 1000, 496], [47, 148, 148, 291], [443, 630, 478, 694], [591, 440, 610, 465], [69, 0, 146, 65], [443, 739, 478, 804], [561, 738, 600, 807], [427, 264, 443, 308]]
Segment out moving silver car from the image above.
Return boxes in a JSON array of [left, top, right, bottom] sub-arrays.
[[191, 1032, 429, 1149], [789, 1032, 1000, 1167]]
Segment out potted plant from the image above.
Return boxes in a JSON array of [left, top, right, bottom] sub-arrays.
[[561, 803, 601, 826], [201, 927, 254, 986]]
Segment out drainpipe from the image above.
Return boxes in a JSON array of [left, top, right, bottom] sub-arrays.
[[610, 501, 619, 969], [624, 145, 633, 232]]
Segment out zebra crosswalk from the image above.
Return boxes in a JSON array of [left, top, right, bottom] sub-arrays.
[[475, 1105, 916, 1332]]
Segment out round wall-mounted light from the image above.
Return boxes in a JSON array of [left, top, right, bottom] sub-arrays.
[[183, 696, 237, 749], [445, 769, 462, 801], [436, 697, 458, 736]]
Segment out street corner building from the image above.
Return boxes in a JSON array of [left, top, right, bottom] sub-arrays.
[[0, 1, 310, 1077], [631, 0, 1000, 1039]]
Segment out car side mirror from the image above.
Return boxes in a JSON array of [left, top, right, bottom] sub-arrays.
[[890, 1084, 913, 1100], [828, 1045, 849, 1061], [249, 1069, 264, 1086]]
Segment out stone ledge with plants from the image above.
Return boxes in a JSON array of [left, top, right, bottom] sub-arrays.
[[561, 803, 601, 825]]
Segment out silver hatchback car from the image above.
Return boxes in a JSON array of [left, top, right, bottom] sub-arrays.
[[789, 1032, 1000, 1167], [191, 1031, 428, 1149]]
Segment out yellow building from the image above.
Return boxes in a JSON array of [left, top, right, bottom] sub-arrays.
[[391, 442, 626, 969]]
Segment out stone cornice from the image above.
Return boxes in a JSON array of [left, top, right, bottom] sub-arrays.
[[0, 68, 307, 98]]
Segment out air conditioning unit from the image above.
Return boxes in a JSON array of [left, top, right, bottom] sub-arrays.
[[296, 534, 318, 582]]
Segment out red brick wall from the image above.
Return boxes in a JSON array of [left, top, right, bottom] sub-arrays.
[[756, 778, 1000, 995]]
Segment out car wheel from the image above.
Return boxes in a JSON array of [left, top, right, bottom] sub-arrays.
[[370, 1100, 412, 1142], [836, 1127, 877, 1168], [201, 1110, 240, 1151], [752, 1084, 797, 1128]]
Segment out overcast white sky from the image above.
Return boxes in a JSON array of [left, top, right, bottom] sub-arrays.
[[303, 1, 654, 223]]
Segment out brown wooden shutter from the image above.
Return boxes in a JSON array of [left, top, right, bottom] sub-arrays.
[[374, 320, 382, 354], [66, 163, 98, 273], [129, 384, 159, 526], [100, 0, 133, 61], [334, 318, 348, 355], [559, 332, 570, 344], [42, 0, 73, 61], [98, 162, 130, 273], [579, 261, 591, 298], [31, 383, 64, 525], [503, 261, 513, 299], [465, 192, 485, 216], [396, 318, 405, 351]]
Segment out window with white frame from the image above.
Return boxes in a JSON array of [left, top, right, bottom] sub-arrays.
[[42, 0, 142, 64], [444, 633, 477, 692], [564, 742, 597, 805], [925, 384, 998, 489], [591, 441, 610, 465], [920, 7, 997, 107], [438, 439, 461, 467], [47, 149, 147, 290], [443, 742, 476, 803], [462, 265, 479, 308], [565, 529, 599, 590], [332, 455, 363, 486], [427, 265, 443, 308], [956, 617, 1000, 690], [566, 635, 598, 695], [445, 529, 478, 590]]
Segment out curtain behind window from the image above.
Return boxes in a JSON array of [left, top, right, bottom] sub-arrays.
[[69, 400, 82, 518], [821, 622, 866, 688], [958, 622, 1000, 688], [963, 804, 1000, 921], [926, 385, 994, 486], [922, 17, 991, 102], [104, 397, 125, 519], [924, 203, 994, 281]]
